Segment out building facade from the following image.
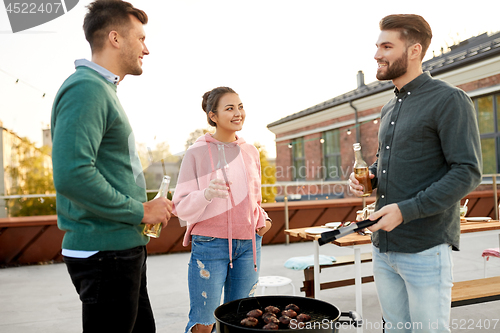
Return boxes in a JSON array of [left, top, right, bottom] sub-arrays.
[[268, 32, 500, 199], [0, 121, 53, 217]]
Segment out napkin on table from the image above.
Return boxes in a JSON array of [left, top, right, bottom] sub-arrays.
[[284, 254, 337, 270]]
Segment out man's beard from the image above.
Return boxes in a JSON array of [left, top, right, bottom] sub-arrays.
[[376, 50, 408, 81], [121, 47, 143, 76], [124, 57, 143, 76]]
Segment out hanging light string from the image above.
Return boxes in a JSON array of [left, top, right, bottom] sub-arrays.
[[281, 117, 380, 148], [0, 67, 48, 98]]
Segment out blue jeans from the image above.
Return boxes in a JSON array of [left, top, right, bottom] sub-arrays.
[[64, 246, 155, 333], [373, 244, 453, 333], [185, 235, 262, 333]]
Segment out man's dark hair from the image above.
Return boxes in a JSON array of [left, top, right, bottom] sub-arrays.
[[380, 14, 432, 60], [83, 0, 148, 53]]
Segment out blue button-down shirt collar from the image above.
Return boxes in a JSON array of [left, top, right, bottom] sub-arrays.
[[74, 59, 120, 85]]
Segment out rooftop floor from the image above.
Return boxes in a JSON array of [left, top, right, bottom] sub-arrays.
[[1, 230, 499, 333]]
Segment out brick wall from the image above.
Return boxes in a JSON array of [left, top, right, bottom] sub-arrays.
[[304, 132, 322, 180], [275, 107, 382, 182], [276, 140, 292, 181], [458, 73, 500, 92]]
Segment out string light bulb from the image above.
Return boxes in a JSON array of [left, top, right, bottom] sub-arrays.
[[1, 68, 48, 99], [277, 115, 381, 147]]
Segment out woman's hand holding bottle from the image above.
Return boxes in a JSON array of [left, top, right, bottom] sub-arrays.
[[204, 178, 229, 201]]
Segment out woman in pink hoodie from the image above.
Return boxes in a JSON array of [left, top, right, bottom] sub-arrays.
[[173, 87, 272, 333]]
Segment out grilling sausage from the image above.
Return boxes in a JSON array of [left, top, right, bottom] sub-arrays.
[[264, 305, 280, 314], [285, 304, 300, 312], [263, 322, 279, 330], [281, 309, 297, 318], [279, 315, 291, 325], [262, 312, 276, 318], [263, 314, 279, 324], [240, 317, 259, 327], [296, 313, 311, 322], [246, 309, 263, 318]]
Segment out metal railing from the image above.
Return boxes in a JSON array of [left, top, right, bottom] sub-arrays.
[[482, 174, 500, 220], [266, 174, 500, 244], [2, 174, 500, 244], [261, 180, 350, 244]]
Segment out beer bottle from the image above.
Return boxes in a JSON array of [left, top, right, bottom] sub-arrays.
[[143, 175, 171, 238], [353, 143, 372, 197]]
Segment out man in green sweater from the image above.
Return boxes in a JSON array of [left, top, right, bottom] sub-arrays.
[[51, 1, 172, 332]]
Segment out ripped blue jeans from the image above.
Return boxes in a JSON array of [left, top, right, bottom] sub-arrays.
[[185, 235, 262, 333]]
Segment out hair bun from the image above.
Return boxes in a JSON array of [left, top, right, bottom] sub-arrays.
[[201, 91, 211, 113]]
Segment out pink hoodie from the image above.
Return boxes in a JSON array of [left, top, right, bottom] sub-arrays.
[[172, 133, 268, 269]]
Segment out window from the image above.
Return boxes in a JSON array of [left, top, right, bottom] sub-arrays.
[[291, 138, 305, 180], [322, 129, 342, 179], [474, 94, 500, 174]]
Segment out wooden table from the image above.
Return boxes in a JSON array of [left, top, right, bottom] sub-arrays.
[[285, 220, 500, 333]]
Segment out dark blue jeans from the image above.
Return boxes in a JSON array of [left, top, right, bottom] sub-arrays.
[[64, 246, 155, 333]]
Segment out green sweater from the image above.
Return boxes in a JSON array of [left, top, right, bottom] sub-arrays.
[[51, 66, 148, 251]]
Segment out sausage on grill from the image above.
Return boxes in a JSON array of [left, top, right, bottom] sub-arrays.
[[263, 322, 279, 330], [240, 317, 259, 327], [279, 315, 291, 325], [285, 304, 300, 312], [246, 309, 263, 318], [281, 309, 297, 318], [263, 314, 279, 324], [264, 305, 280, 314], [296, 313, 311, 322]]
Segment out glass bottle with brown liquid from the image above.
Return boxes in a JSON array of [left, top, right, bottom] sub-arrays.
[[353, 143, 372, 197]]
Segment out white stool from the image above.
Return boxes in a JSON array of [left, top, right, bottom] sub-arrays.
[[482, 234, 500, 278], [482, 248, 500, 278], [258, 276, 295, 295]]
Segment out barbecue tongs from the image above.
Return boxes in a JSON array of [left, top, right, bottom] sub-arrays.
[[318, 217, 381, 246]]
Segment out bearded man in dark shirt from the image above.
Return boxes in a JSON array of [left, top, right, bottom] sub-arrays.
[[350, 14, 482, 333]]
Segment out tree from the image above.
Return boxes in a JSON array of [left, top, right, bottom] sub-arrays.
[[6, 137, 56, 216], [255, 143, 277, 203], [185, 128, 212, 151], [136, 141, 178, 168], [136, 141, 180, 194]]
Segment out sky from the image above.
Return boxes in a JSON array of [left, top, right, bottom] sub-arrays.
[[0, 0, 499, 159]]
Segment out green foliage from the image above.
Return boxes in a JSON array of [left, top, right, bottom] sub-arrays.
[[255, 143, 276, 203], [185, 128, 212, 150], [136, 141, 180, 191], [6, 137, 56, 216], [137, 141, 178, 168]]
